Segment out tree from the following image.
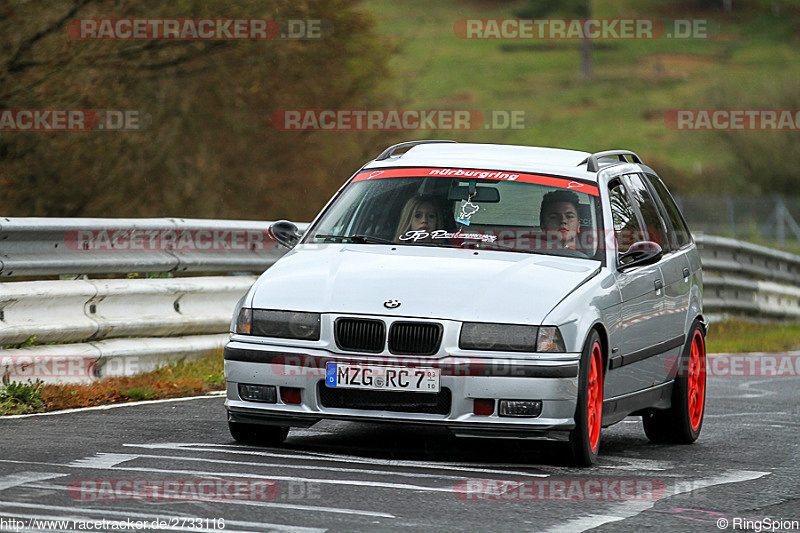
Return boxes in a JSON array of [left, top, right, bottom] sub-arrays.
[[0, 0, 400, 220], [514, 0, 592, 80]]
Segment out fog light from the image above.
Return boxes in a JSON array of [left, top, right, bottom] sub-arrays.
[[499, 400, 542, 417], [238, 384, 277, 403], [281, 387, 302, 405], [473, 398, 495, 416]]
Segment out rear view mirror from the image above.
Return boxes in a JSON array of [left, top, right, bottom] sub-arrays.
[[618, 241, 662, 270], [269, 220, 301, 248], [447, 185, 500, 203]]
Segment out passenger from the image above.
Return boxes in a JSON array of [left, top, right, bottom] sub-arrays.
[[540, 190, 581, 250], [394, 195, 445, 242]]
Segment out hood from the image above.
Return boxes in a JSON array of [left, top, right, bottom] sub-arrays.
[[249, 244, 600, 325]]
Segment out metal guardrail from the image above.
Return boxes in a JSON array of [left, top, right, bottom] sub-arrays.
[[0, 217, 307, 277], [0, 276, 257, 345], [1, 219, 799, 384], [696, 234, 800, 320]]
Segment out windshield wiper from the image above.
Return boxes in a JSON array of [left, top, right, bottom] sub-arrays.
[[313, 234, 394, 244]]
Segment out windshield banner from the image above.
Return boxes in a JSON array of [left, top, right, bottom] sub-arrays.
[[353, 167, 599, 196]]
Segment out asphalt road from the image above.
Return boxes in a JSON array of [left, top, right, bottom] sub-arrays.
[[0, 373, 798, 533]]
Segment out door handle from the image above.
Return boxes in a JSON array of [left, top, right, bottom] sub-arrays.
[[683, 267, 690, 279], [654, 279, 663, 292]]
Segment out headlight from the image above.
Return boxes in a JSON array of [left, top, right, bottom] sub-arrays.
[[536, 326, 567, 352], [459, 323, 538, 352], [251, 309, 321, 340], [459, 323, 567, 352]]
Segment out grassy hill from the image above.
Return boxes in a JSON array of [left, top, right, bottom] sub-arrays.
[[361, 0, 800, 195]]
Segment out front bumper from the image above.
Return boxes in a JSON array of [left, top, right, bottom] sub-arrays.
[[224, 341, 580, 441]]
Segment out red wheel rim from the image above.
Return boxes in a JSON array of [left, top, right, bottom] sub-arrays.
[[688, 330, 706, 431], [587, 341, 603, 453]]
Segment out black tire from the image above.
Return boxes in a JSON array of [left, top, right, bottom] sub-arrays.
[[643, 321, 707, 444], [229, 421, 289, 446], [568, 330, 605, 467]]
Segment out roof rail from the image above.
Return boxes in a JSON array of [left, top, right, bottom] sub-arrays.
[[580, 150, 643, 173], [375, 140, 457, 161]]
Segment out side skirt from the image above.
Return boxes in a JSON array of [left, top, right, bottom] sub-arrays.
[[601, 380, 673, 427]]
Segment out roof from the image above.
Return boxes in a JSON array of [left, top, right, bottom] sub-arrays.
[[362, 142, 600, 181]]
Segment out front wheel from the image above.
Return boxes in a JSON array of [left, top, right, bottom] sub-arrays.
[[568, 330, 604, 467], [643, 322, 706, 444]]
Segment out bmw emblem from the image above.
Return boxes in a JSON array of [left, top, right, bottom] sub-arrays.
[[383, 299, 401, 309]]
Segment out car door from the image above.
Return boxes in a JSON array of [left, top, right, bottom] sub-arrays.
[[604, 177, 666, 398], [644, 171, 697, 330], [624, 173, 691, 384]]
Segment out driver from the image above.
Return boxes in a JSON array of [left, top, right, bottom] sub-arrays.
[[394, 194, 445, 242], [540, 190, 581, 250]]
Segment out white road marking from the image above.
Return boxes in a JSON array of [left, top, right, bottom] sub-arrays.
[[0, 502, 324, 532], [703, 411, 790, 418], [124, 442, 550, 477], [539, 469, 770, 533], [735, 378, 780, 399], [67, 454, 137, 469], [107, 452, 508, 481], [22, 482, 395, 519], [0, 392, 225, 419], [287, 429, 335, 437], [599, 457, 675, 472], [0, 471, 67, 491], [0, 457, 440, 503], [108, 464, 457, 494]]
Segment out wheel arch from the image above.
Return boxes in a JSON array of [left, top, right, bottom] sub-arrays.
[[588, 321, 609, 375], [694, 313, 709, 337]]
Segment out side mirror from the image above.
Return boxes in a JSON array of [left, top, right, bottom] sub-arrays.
[[618, 241, 662, 270], [269, 220, 301, 249]]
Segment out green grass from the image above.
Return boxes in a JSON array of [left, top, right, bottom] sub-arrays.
[[121, 387, 158, 401], [362, 0, 800, 194], [707, 319, 800, 353], [0, 380, 44, 414], [0, 351, 224, 416]]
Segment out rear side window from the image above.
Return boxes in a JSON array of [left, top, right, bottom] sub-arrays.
[[622, 174, 671, 252], [645, 174, 692, 247]]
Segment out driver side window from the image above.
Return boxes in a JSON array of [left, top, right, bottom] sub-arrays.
[[608, 180, 645, 257]]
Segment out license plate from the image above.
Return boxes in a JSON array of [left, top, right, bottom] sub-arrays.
[[325, 363, 440, 393]]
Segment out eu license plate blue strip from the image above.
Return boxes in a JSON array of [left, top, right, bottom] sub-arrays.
[[326, 362, 338, 387]]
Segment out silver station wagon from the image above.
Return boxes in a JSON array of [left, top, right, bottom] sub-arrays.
[[224, 141, 707, 466]]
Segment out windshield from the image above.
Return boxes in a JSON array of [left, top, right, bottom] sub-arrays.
[[305, 167, 604, 260]]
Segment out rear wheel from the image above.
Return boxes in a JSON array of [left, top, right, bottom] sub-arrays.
[[643, 322, 706, 444], [568, 330, 604, 466], [228, 421, 289, 446]]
